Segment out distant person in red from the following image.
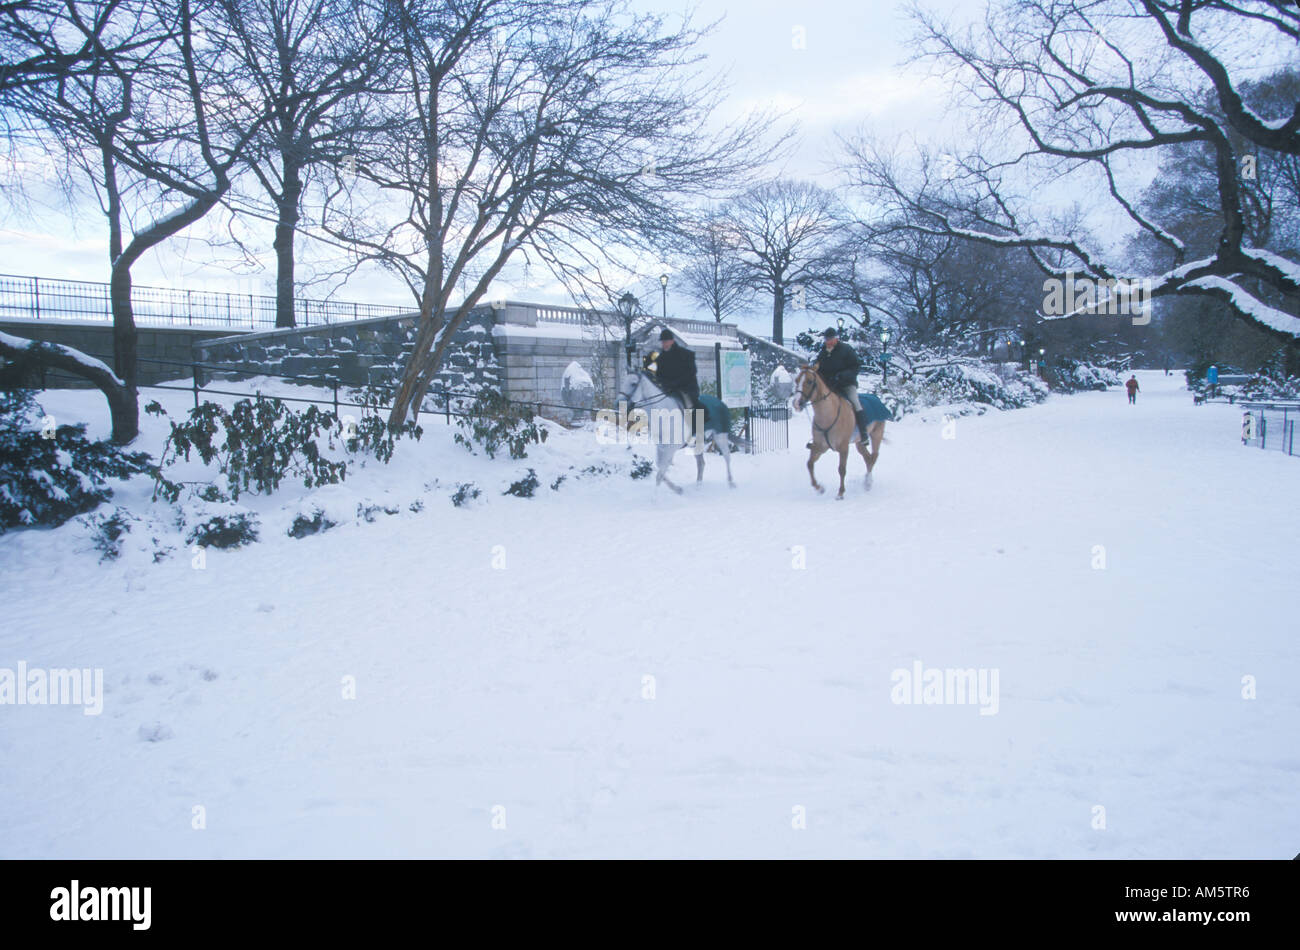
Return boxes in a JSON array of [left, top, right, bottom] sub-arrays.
[[1125, 375, 1139, 404]]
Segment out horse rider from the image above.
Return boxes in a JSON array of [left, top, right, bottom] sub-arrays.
[[647, 328, 701, 433], [810, 326, 871, 444]]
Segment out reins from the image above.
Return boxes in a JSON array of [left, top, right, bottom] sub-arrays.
[[797, 370, 844, 446]]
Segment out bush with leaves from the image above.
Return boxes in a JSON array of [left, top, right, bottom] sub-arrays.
[[151, 397, 348, 501], [0, 389, 156, 534], [451, 482, 481, 507], [85, 508, 135, 560], [186, 511, 259, 549], [452, 387, 546, 460], [503, 469, 539, 497], [345, 385, 422, 462]]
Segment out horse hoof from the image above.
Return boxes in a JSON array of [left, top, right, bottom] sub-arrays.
[[728, 481, 736, 489]]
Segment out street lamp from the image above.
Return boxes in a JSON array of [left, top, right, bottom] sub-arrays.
[[881, 328, 892, 385], [659, 273, 669, 321], [617, 291, 639, 369], [1038, 346, 1046, 379]]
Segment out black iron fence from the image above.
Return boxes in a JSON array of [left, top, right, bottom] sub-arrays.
[[1240, 401, 1300, 458], [746, 405, 791, 453], [23, 352, 792, 454], [0, 273, 412, 330]]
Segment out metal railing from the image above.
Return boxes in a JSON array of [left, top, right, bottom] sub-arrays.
[[26, 352, 790, 453], [746, 405, 791, 453], [1240, 402, 1300, 458], [0, 273, 412, 330]]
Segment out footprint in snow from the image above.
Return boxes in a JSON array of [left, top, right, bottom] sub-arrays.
[[137, 722, 174, 743]]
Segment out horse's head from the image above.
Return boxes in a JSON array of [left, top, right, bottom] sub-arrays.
[[618, 368, 641, 408], [793, 363, 822, 411]]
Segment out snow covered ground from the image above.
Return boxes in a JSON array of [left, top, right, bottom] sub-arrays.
[[2, 370, 1297, 858]]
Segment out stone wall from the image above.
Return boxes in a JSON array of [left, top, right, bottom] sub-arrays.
[[495, 329, 620, 415], [195, 307, 500, 396], [0, 319, 234, 386]]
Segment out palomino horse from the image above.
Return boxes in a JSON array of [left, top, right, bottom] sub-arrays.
[[793, 363, 887, 499], [618, 368, 735, 493]]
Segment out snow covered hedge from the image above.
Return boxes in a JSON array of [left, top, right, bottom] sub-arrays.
[[1050, 359, 1123, 393], [880, 359, 1049, 418], [0, 390, 156, 535]]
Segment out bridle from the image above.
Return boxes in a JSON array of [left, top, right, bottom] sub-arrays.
[[795, 366, 844, 446], [622, 370, 692, 447]]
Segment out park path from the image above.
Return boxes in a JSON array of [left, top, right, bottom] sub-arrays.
[[3, 371, 1297, 857]]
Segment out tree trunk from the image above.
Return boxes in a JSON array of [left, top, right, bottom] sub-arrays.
[[772, 282, 785, 345], [274, 165, 303, 328], [0, 335, 137, 444], [108, 262, 139, 443], [387, 297, 443, 428]]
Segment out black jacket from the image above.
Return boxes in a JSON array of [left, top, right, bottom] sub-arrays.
[[654, 343, 699, 401], [812, 341, 862, 391]]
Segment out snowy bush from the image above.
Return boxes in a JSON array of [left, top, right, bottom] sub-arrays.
[[882, 359, 1048, 417], [451, 482, 481, 507], [452, 387, 546, 460], [346, 413, 423, 463], [1052, 359, 1122, 393], [288, 508, 337, 539], [85, 507, 136, 561], [503, 468, 540, 497], [630, 456, 653, 479], [345, 387, 423, 462], [152, 397, 348, 501], [357, 502, 399, 522], [0, 389, 156, 535], [186, 511, 259, 549]]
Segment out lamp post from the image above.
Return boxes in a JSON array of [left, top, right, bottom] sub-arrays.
[[881, 328, 892, 384], [1038, 346, 1046, 379], [659, 273, 668, 321], [617, 292, 639, 369]]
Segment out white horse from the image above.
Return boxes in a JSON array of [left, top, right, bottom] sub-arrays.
[[618, 368, 736, 493]]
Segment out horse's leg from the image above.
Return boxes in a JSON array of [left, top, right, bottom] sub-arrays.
[[836, 446, 848, 499], [657, 444, 683, 495], [695, 441, 705, 484], [715, 434, 735, 487], [862, 422, 884, 489], [807, 444, 826, 494]]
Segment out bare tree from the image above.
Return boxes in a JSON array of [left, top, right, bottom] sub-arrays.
[[320, 0, 777, 428], [845, 0, 1300, 346], [725, 179, 841, 345], [1, 0, 270, 442], [677, 212, 751, 323], [0, 0, 150, 96], [219, 0, 396, 327]]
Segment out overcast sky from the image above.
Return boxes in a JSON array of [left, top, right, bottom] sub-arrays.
[[0, 0, 976, 338]]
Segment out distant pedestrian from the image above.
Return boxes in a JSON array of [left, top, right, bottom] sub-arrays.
[[1126, 375, 1139, 405]]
